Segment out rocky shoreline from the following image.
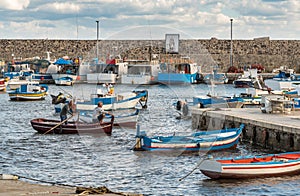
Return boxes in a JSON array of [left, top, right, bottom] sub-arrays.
[[0, 178, 142, 196]]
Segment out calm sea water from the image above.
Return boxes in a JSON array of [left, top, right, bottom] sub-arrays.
[[1, 83, 300, 196]]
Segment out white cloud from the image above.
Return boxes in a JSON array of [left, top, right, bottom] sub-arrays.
[[37, 2, 80, 14], [0, 0, 30, 10], [0, 0, 299, 39]]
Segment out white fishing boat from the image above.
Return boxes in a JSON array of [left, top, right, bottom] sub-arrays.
[[120, 60, 160, 85], [86, 58, 128, 84], [7, 76, 39, 90]]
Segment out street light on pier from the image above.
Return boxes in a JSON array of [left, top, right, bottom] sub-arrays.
[[96, 20, 100, 62], [230, 18, 233, 68]]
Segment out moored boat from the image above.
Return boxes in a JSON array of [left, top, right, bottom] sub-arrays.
[[0, 78, 8, 91], [233, 69, 262, 88], [54, 76, 74, 86], [133, 124, 244, 152], [30, 116, 114, 135], [79, 108, 139, 129], [7, 76, 39, 90], [193, 95, 244, 108], [49, 57, 78, 86], [199, 151, 300, 179], [8, 83, 48, 101], [76, 89, 148, 111], [158, 61, 202, 84], [203, 69, 228, 85]]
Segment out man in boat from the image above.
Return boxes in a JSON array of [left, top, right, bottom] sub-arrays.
[[92, 101, 107, 123], [60, 100, 75, 124]]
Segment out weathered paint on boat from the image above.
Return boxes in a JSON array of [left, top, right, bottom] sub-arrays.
[[199, 151, 300, 179]]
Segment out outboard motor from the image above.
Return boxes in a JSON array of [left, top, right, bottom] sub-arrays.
[[182, 103, 189, 116], [176, 100, 182, 111], [51, 92, 67, 104]]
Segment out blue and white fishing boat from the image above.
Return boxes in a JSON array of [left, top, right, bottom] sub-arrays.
[[158, 62, 202, 84], [79, 109, 139, 128], [133, 124, 244, 152], [6, 76, 39, 90], [54, 76, 74, 86], [265, 70, 300, 89], [203, 69, 228, 85], [193, 95, 244, 108], [50, 58, 78, 86], [8, 83, 48, 101], [75, 89, 148, 111]]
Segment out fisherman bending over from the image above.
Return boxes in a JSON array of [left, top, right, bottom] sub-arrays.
[[60, 100, 75, 124]]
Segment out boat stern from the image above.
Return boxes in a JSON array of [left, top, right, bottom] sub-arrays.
[[199, 159, 223, 179]]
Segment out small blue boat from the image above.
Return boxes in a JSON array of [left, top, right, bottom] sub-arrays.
[[76, 89, 148, 111], [203, 69, 228, 85], [54, 76, 74, 86], [157, 62, 202, 84], [133, 124, 244, 152], [193, 95, 244, 108]]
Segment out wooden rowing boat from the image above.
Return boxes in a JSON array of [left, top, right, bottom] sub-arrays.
[[30, 116, 114, 135], [133, 124, 244, 152], [199, 151, 300, 179]]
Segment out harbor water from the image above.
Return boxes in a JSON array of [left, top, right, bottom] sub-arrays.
[[1, 83, 300, 196]]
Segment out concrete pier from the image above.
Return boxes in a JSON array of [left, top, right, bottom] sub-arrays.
[[191, 107, 300, 152]]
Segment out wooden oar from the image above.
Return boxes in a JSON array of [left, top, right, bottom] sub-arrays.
[[43, 115, 74, 135]]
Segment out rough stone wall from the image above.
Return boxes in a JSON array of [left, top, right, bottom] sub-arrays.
[[1, 38, 300, 72], [192, 109, 300, 152]]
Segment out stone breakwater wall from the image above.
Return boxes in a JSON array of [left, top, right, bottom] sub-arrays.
[[1, 37, 300, 72]]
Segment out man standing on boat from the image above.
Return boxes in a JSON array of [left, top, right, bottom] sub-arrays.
[[92, 101, 107, 123], [60, 100, 75, 124]]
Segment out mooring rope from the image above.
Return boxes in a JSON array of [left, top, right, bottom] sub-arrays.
[[3, 173, 142, 195]]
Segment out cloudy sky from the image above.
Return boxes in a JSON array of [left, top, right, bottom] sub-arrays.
[[0, 0, 298, 40]]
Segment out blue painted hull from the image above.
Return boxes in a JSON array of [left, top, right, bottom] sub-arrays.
[[193, 96, 243, 107], [157, 73, 198, 84], [134, 124, 244, 152]]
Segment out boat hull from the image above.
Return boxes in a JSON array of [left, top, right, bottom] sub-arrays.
[[9, 92, 47, 101], [76, 90, 148, 111], [8, 84, 48, 101], [233, 80, 254, 88], [199, 152, 300, 179], [134, 124, 244, 152], [157, 73, 199, 84], [30, 118, 113, 135], [87, 73, 117, 84]]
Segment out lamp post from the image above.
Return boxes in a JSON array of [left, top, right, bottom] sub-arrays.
[[96, 20, 100, 61], [230, 18, 233, 68]]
